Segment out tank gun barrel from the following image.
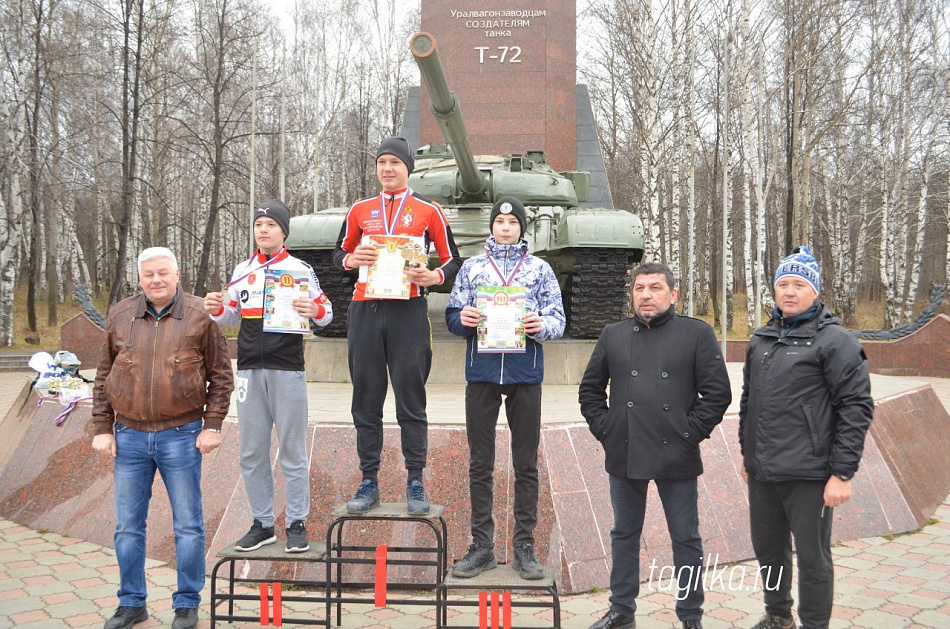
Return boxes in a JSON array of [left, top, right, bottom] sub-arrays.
[[409, 32, 487, 197]]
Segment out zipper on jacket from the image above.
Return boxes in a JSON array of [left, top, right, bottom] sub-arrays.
[[150, 317, 160, 420], [499, 353, 505, 384]]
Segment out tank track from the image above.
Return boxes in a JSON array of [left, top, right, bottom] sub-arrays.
[[567, 248, 634, 339], [292, 249, 353, 337]]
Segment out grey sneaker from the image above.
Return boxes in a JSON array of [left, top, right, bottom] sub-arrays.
[[750, 614, 795, 629], [171, 608, 198, 629], [285, 520, 309, 553], [451, 544, 497, 578], [233, 520, 277, 551], [103, 605, 148, 629], [346, 479, 380, 513], [512, 541, 544, 579], [406, 479, 430, 515]]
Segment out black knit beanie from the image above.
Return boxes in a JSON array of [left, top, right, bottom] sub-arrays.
[[376, 136, 415, 173], [489, 196, 527, 238], [254, 199, 291, 238]]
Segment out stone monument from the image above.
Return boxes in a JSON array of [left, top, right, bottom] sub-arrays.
[[404, 0, 612, 206], [418, 0, 577, 169]]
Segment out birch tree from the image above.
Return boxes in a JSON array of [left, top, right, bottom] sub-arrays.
[[188, 0, 265, 295]]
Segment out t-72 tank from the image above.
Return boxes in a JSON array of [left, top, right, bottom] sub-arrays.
[[284, 31, 644, 338]]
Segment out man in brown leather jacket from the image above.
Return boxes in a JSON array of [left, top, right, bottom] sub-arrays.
[[92, 247, 234, 629]]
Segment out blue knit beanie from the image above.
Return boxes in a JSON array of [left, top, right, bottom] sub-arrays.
[[774, 246, 820, 294]]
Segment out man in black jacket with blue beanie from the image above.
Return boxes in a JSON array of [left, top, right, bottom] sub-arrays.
[[740, 246, 874, 629]]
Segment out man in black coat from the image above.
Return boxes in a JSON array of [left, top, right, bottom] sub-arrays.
[[740, 246, 873, 629], [579, 262, 732, 629]]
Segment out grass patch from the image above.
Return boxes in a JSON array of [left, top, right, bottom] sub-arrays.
[[5, 288, 103, 351]]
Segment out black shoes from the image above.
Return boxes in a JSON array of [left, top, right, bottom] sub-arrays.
[[103, 605, 148, 629], [233, 519, 277, 552], [346, 479, 381, 513], [512, 541, 544, 579], [285, 520, 309, 553], [171, 608, 198, 629], [589, 610, 636, 629], [750, 613, 796, 629], [682, 620, 703, 629], [451, 544, 497, 578], [406, 479, 430, 515]]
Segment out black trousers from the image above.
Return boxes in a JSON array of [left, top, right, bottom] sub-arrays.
[[465, 382, 541, 548], [748, 477, 834, 629], [347, 298, 432, 479]]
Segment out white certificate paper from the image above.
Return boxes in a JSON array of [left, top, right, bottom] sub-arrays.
[[262, 268, 311, 334], [476, 286, 526, 353], [361, 235, 427, 299]]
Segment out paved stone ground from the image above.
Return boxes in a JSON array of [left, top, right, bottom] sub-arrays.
[[1, 373, 949, 628], [1, 501, 949, 628]]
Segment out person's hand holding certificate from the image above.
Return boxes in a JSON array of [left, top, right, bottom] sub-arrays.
[[476, 286, 527, 353], [362, 235, 427, 299], [262, 268, 312, 334]]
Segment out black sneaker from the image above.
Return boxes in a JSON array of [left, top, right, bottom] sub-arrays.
[[286, 520, 309, 553], [451, 544, 497, 578], [512, 541, 544, 579], [681, 620, 703, 629], [233, 519, 277, 551], [406, 479, 430, 515], [589, 610, 635, 629], [171, 607, 198, 629], [103, 605, 148, 629], [750, 614, 795, 629], [346, 479, 380, 513]]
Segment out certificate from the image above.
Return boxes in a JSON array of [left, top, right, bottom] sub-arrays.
[[476, 286, 526, 353], [262, 268, 311, 334], [361, 235, 427, 299]]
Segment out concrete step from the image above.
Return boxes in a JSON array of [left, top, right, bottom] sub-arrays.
[[303, 336, 597, 385], [303, 293, 599, 385], [0, 351, 45, 373]]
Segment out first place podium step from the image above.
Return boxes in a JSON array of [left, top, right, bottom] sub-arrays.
[[326, 502, 448, 626]]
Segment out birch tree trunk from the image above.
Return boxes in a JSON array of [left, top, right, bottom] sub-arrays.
[[108, 0, 147, 308], [0, 54, 29, 345], [738, 0, 759, 333], [903, 163, 930, 322], [48, 73, 62, 326]]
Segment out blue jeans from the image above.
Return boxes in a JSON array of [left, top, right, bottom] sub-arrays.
[[608, 475, 704, 622], [114, 419, 204, 609]]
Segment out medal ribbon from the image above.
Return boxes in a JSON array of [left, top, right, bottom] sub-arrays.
[[381, 188, 412, 235], [486, 247, 527, 287], [227, 248, 285, 288]]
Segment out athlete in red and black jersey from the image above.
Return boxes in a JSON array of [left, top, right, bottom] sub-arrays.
[[333, 136, 461, 516]]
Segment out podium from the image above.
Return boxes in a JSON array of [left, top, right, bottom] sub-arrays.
[[326, 503, 447, 626], [439, 565, 561, 629], [210, 542, 329, 628], [207, 502, 560, 628]]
